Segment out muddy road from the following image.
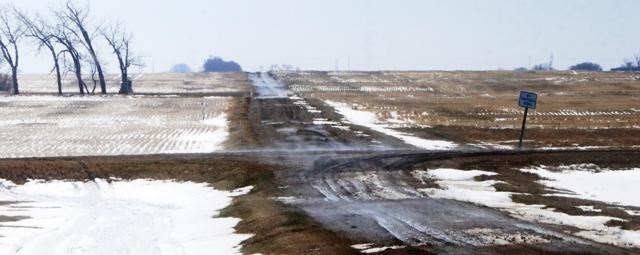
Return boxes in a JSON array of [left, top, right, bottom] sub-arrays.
[[246, 73, 640, 254], [271, 150, 640, 254]]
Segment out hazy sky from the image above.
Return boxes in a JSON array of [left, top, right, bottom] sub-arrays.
[[2, 0, 639, 73]]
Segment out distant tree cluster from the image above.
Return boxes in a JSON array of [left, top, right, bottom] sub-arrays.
[[516, 54, 640, 72], [532, 63, 554, 71], [570, 62, 602, 71], [269, 64, 299, 72], [611, 55, 640, 72], [202, 57, 241, 72], [170, 63, 192, 73], [0, 0, 142, 95]]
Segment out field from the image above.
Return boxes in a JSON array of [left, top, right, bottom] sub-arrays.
[[0, 73, 251, 158], [274, 71, 640, 149], [1, 71, 640, 254], [17, 72, 249, 95]]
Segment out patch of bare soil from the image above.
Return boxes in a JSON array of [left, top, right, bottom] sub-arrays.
[[0, 155, 356, 255]]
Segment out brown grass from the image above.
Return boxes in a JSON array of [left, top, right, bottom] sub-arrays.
[[275, 71, 640, 148]]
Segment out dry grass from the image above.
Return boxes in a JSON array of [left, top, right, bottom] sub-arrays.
[[275, 71, 640, 148]]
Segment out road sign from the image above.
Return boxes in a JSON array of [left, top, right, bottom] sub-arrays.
[[519, 91, 538, 109], [518, 91, 538, 149]]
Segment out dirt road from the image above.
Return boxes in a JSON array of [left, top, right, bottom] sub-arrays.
[[247, 73, 409, 150]]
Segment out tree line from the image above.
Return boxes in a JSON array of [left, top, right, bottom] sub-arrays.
[[0, 1, 142, 95], [517, 55, 640, 72]]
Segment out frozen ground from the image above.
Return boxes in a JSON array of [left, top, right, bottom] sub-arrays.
[[0, 179, 252, 255], [0, 95, 229, 158]]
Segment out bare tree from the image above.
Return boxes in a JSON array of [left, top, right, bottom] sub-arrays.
[[15, 10, 64, 95], [86, 59, 98, 94], [60, 1, 106, 94], [0, 6, 24, 95], [102, 23, 141, 94], [53, 22, 86, 95]]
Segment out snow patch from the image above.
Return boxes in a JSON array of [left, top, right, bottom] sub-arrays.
[[325, 101, 456, 150], [0, 179, 252, 255], [522, 165, 640, 207], [577, 205, 602, 213], [350, 243, 406, 254]]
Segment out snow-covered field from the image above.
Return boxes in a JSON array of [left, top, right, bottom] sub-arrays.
[[0, 179, 252, 255], [0, 95, 230, 158], [415, 167, 640, 247]]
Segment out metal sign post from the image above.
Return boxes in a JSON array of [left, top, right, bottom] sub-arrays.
[[518, 91, 538, 150]]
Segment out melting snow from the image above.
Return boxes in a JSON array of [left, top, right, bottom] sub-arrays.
[[577, 205, 603, 213], [325, 101, 457, 150], [350, 243, 406, 254], [414, 168, 640, 248], [0, 179, 252, 255]]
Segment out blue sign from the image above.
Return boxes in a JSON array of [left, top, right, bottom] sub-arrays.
[[519, 91, 538, 109]]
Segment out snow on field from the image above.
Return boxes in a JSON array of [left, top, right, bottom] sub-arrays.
[[325, 101, 457, 150], [0, 95, 229, 158], [0, 179, 252, 255], [415, 168, 640, 247], [522, 165, 640, 207]]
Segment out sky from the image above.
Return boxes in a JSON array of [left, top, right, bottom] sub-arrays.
[[1, 0, 639, 73]]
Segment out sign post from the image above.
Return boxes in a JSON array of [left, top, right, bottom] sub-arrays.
[[518, 91, 538, 150]]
